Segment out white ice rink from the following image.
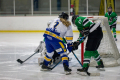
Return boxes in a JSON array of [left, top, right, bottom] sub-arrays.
[[0, 32, 120, 80]]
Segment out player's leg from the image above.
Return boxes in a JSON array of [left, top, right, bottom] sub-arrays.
[[60, 53, 71, 75], [77, 50, 92, 72], [77, 38, 93, 73], [112, 25, 117, 41], [92, 39, 103, 67], [92, 51, 104, 70], [77, 36, 94, 73], [90, 27, 104, 70], [77, 26, 104, 74], [41, 40, 54, 71], [52, 41, 71, 74]]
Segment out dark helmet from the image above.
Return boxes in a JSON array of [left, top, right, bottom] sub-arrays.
[[108, 6, 112, 12], [59, 12, 69, 20], [108, 6, 112, 9], [72, 15, 79, 24]]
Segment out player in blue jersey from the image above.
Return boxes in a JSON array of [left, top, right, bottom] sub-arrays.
[[41, 12, 73, 75]]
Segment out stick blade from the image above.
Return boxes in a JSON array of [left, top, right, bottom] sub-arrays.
[[17, 59, 23, 64], [77, 71, 100, 76]]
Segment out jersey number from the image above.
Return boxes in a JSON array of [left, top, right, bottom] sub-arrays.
[[78, 19, 81, 24], [54, 21, 59, 28]]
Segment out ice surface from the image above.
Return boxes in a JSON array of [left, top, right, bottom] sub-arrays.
[[0, 32, 120, 80]]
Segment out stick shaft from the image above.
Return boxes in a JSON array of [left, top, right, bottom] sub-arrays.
[[72, 51, 83, 67], [19, 52, 37, 63]]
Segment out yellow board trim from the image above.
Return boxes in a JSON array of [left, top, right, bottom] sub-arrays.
[[0, 30, 120, 33], [44, 56, 51, 62], [0, 30, 45, 33], [62, 57, 68, 61], [59, 42, 66, 52], [66, 37, 73, 40]]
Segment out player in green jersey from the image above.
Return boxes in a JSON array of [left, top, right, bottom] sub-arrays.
[[105, 7, 117, 41], [72, 15, 105, 75]]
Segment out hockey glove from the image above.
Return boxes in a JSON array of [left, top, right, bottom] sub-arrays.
[[67, 43, 73, 52], [72, 41, 80, 51], [109, 17, 113, 22], [110, 25, 113, 30], [80, 28, 90, 36]]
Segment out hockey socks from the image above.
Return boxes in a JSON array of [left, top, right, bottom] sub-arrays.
[[61, 54, 69, 67], [61, 54, 71, 75], [83, 51, 91, 68], [92, 50, 101, 66], [83, 50, 104, 67], [113, 27, 117, 41], [113, 27, 116, 38], [43, 54, 52, 66]]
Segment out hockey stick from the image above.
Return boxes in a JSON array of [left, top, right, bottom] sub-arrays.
[[17, 41, 44, 64], [17, 52, 38, 64]]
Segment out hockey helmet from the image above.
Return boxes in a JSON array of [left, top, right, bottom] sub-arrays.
[[72, 15, 79, 25], [59, 12, 69, 20], [108, 6, 112, 9], [108, 6, 112, 12]]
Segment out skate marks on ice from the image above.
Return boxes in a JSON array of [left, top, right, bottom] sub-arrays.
[[0, 77, 22, 80]]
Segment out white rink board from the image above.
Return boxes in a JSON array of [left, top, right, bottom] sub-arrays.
[[0, 16, 120, 31]]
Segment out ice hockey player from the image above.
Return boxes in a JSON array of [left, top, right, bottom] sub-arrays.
[[41, 12, 73, 75], [105, 6, 117, 41], [72, 15, 105, 75], [35, 21, 69, 66]]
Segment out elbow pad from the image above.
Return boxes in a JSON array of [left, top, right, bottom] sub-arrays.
[[90, 21, 101, 33]]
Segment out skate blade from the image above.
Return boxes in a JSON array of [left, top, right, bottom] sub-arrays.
[[65, 71, 71, 75], [77, 71, 88, 76], [40, 68, 51, 71], [77, 71, 100, 76], [97, 68, 105, 71]]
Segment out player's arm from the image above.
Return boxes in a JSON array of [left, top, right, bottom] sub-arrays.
[[77, 18, 91, 43], [104, 13, 108, 17], [111, 12, 117, 24], [73, 18, 91, 51], [74, 20, 101, 49], [109, 12, 117, 26], [65, 25, 73, 52]]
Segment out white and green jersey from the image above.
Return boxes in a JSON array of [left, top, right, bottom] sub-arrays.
[[105, 12, 117, 26]]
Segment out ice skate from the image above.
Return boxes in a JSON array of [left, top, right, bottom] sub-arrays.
[[77, 67, 100, 76], [96, 60, 105, 71], [77, 67, 90, 76], [114, 38, 117, 41], [41, 62, 51, 71], [63, 63, 72, 75]]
